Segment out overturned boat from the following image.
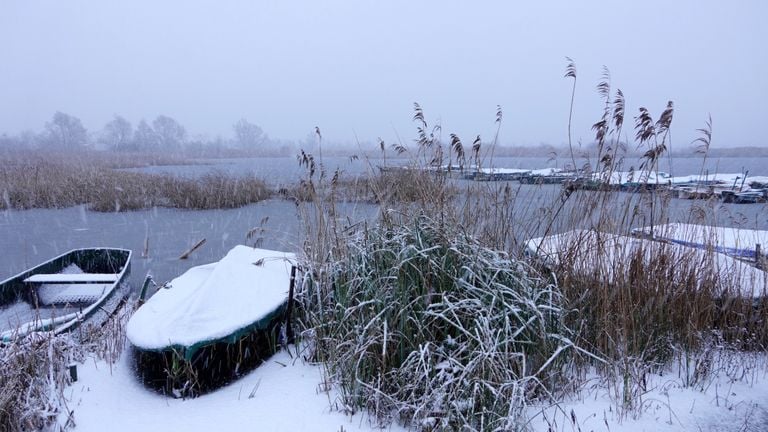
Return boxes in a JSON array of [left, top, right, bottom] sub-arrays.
[[631, 223, 768, 263], [127, 245, 296, 397], [0, 248, 132, 342], [526, 229, 767, 298]]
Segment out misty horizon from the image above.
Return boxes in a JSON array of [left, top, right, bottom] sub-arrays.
[[1, 1, 766, 149]]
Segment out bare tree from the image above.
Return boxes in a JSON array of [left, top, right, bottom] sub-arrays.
[[233, 118, 265, 149], [133, 119, 158, 151], [152, 115, 186, 151], [101, 115, 134, 151], [44, 111, 88, 149]]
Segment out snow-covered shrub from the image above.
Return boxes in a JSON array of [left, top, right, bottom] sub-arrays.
[[0, 334, 79, 431], [301, 216, 577, 430]]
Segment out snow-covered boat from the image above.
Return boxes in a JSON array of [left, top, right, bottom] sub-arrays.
[[631, 223, 768, 261], [126, 245, 296, 396], [518, 168, 577, 184], [0, 248, 132, 342], [472, 167, 531, 181], [526, 229, 767, 298], [721, 189, 767, 204]]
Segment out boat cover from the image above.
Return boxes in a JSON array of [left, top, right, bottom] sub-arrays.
[[127, 246, 295, 358]]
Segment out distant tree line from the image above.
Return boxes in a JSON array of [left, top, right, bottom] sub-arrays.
[[0, 112, 292, 154]]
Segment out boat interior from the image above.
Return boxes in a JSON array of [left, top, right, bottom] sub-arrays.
[[0, 249, 130, 336]]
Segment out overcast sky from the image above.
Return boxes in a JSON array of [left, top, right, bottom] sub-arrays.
[[1, 1, 766, 148]]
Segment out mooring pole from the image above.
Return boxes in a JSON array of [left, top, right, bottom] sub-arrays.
[[757, 244, 763, 270], [286, 265, 297, 344]]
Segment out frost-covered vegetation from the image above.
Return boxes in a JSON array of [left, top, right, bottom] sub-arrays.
[[294, 64, 768, 430], [0, 299, 130, 431], [301, 216, 578, 429], [0, 335, 76, 430], [0, 153, 270, 211], [2, 60, 767, 431]]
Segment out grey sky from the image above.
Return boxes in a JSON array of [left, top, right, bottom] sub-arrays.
[[1, 1, 766, 148]]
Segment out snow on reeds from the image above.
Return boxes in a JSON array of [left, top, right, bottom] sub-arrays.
[[0, 299, 133, 431], [292, 76, 768, 428], [0, 334, 77, 431], [299, 216, 581, 430], [0, 155, 270, 211]]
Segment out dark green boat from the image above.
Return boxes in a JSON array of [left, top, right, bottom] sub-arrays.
[[127, 246, 295, 397], [0, 248, 131, 342]]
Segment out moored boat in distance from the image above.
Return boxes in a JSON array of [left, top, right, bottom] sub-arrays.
[[721, 189, 767, 204], [0, 248, 132, 342], [518, 168, 576, 184], [126, 245, 296, 397]]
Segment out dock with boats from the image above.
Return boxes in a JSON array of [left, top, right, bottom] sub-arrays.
[[379, 163, 768, 204]]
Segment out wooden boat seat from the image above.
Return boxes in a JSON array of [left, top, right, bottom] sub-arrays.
[[23, 273, 119, 284], [24, 272, 118, 305], [36, 283, 111, 306]]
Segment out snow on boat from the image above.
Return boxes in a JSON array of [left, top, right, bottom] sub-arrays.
[[0, 248, 131, 342], [473, 167, 531, 181], [127, 245, 296, 396], [525, 230, 767, 298], [721, 189, 767, 204], [631, 223, 768, 261], [518, 168, 577, 184]]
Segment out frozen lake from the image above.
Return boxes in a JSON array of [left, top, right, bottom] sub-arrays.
[[2, 156, 767, 294]]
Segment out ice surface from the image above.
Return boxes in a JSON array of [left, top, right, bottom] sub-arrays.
[[126, 246, 295, 350]]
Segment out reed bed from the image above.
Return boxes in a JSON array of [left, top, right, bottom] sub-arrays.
[[0, 158, 270, 212], [0, 148, 193, 170]]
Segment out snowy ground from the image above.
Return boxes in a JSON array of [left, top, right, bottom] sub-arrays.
[[527, 354, 768, 432], [62, 347, 405, 432], [62, 344, 768, 431]]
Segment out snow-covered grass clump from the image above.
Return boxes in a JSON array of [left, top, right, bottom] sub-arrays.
[[0, 334, 77, 431], [301, 215, 580, 430], [0, 300, 128, 431]]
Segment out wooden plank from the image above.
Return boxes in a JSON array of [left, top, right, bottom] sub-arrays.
[[24, 273, 119, 284]]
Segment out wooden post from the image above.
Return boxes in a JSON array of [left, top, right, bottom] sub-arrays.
[[179, 238, 206, 260], [138, 274, 154, 305], [68, 363, 78, 382], [285, 266, 297, 344], [757, 244, 763, 270]]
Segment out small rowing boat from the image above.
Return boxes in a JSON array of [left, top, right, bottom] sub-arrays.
[[0, 248, 132, 342]]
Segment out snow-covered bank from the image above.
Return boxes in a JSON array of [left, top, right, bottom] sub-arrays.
[[63, 344, 768, 432], [63, 347, 405, 432], [528, 352, 768, 432]]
